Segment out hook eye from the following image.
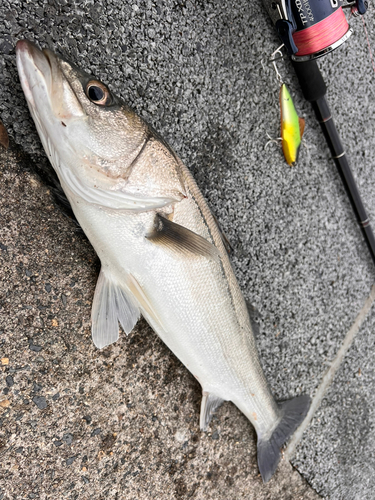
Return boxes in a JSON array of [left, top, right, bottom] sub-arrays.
[[268, 44, 285, 85]]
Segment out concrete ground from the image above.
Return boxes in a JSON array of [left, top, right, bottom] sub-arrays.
[[1, 1, 375, 499]]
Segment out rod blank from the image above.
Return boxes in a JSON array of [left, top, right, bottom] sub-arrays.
[[292, 59, 375, 265]]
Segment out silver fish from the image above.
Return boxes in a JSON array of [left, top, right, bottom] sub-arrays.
[[16, 39, 310, 482]]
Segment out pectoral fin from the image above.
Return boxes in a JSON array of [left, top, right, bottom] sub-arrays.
[[91, 268, 140, 349], [147, 214, 220, 262], [200, 391, 225, 431]]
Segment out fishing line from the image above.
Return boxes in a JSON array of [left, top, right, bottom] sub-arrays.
[[285, 284, 375, 460], [348, 4, 375, 76], [361, 16, 375, 76]]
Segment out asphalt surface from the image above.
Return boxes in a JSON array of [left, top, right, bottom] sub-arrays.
[[1, 1, 375, 499]]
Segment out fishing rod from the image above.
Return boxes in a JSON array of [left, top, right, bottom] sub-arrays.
[[261, 0, 375, 266]]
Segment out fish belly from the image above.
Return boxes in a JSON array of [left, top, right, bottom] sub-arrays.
[[66, 189, 281, 438]]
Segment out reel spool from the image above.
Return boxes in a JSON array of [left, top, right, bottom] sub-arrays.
[[264, 0, 368, 61]]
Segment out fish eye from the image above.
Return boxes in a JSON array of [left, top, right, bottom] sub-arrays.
[[85, 80, 112, 106]]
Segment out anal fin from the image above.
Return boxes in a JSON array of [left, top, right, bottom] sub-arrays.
[[200, 391, 225, 431], [91, 268, 140, 349]]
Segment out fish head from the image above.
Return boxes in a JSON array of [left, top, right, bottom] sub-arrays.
[[16, 39, 147, 183]]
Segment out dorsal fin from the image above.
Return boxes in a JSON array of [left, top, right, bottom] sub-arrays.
[[212, 212, 233, 255], [246, 301, 261, 338]]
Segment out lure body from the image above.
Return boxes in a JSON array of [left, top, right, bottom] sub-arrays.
[[280, 83, 305, 165]]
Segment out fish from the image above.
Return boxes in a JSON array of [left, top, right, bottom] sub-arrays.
[[16, 39, 310, 483], [280, 83, 305, 166]]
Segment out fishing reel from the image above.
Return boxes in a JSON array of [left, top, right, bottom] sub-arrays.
[[262, 0, 368, 61]]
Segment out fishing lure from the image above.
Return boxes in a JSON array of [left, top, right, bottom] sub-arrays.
[[267, 45, 305, 166], [279, 83, 305, 166]]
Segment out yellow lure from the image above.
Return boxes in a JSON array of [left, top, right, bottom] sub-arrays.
[[279, 83, 305, 166]]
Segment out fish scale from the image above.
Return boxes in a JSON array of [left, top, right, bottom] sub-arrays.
[[16, 39, 310, 483]]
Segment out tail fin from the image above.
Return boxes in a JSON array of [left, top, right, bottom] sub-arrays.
[[257, 395, 311, 483]]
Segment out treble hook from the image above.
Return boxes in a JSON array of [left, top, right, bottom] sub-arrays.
[[269, 44, 285, 85]]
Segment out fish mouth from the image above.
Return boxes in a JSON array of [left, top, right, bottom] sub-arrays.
[[16, 39, 73, 124], [16, 40, 55, 108], [16, 40, 74, 178]]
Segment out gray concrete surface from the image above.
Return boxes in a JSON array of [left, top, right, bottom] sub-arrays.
[[1, 0, 375, 498], [0, 143, 320, 500], [293, 307, 375, 500]]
